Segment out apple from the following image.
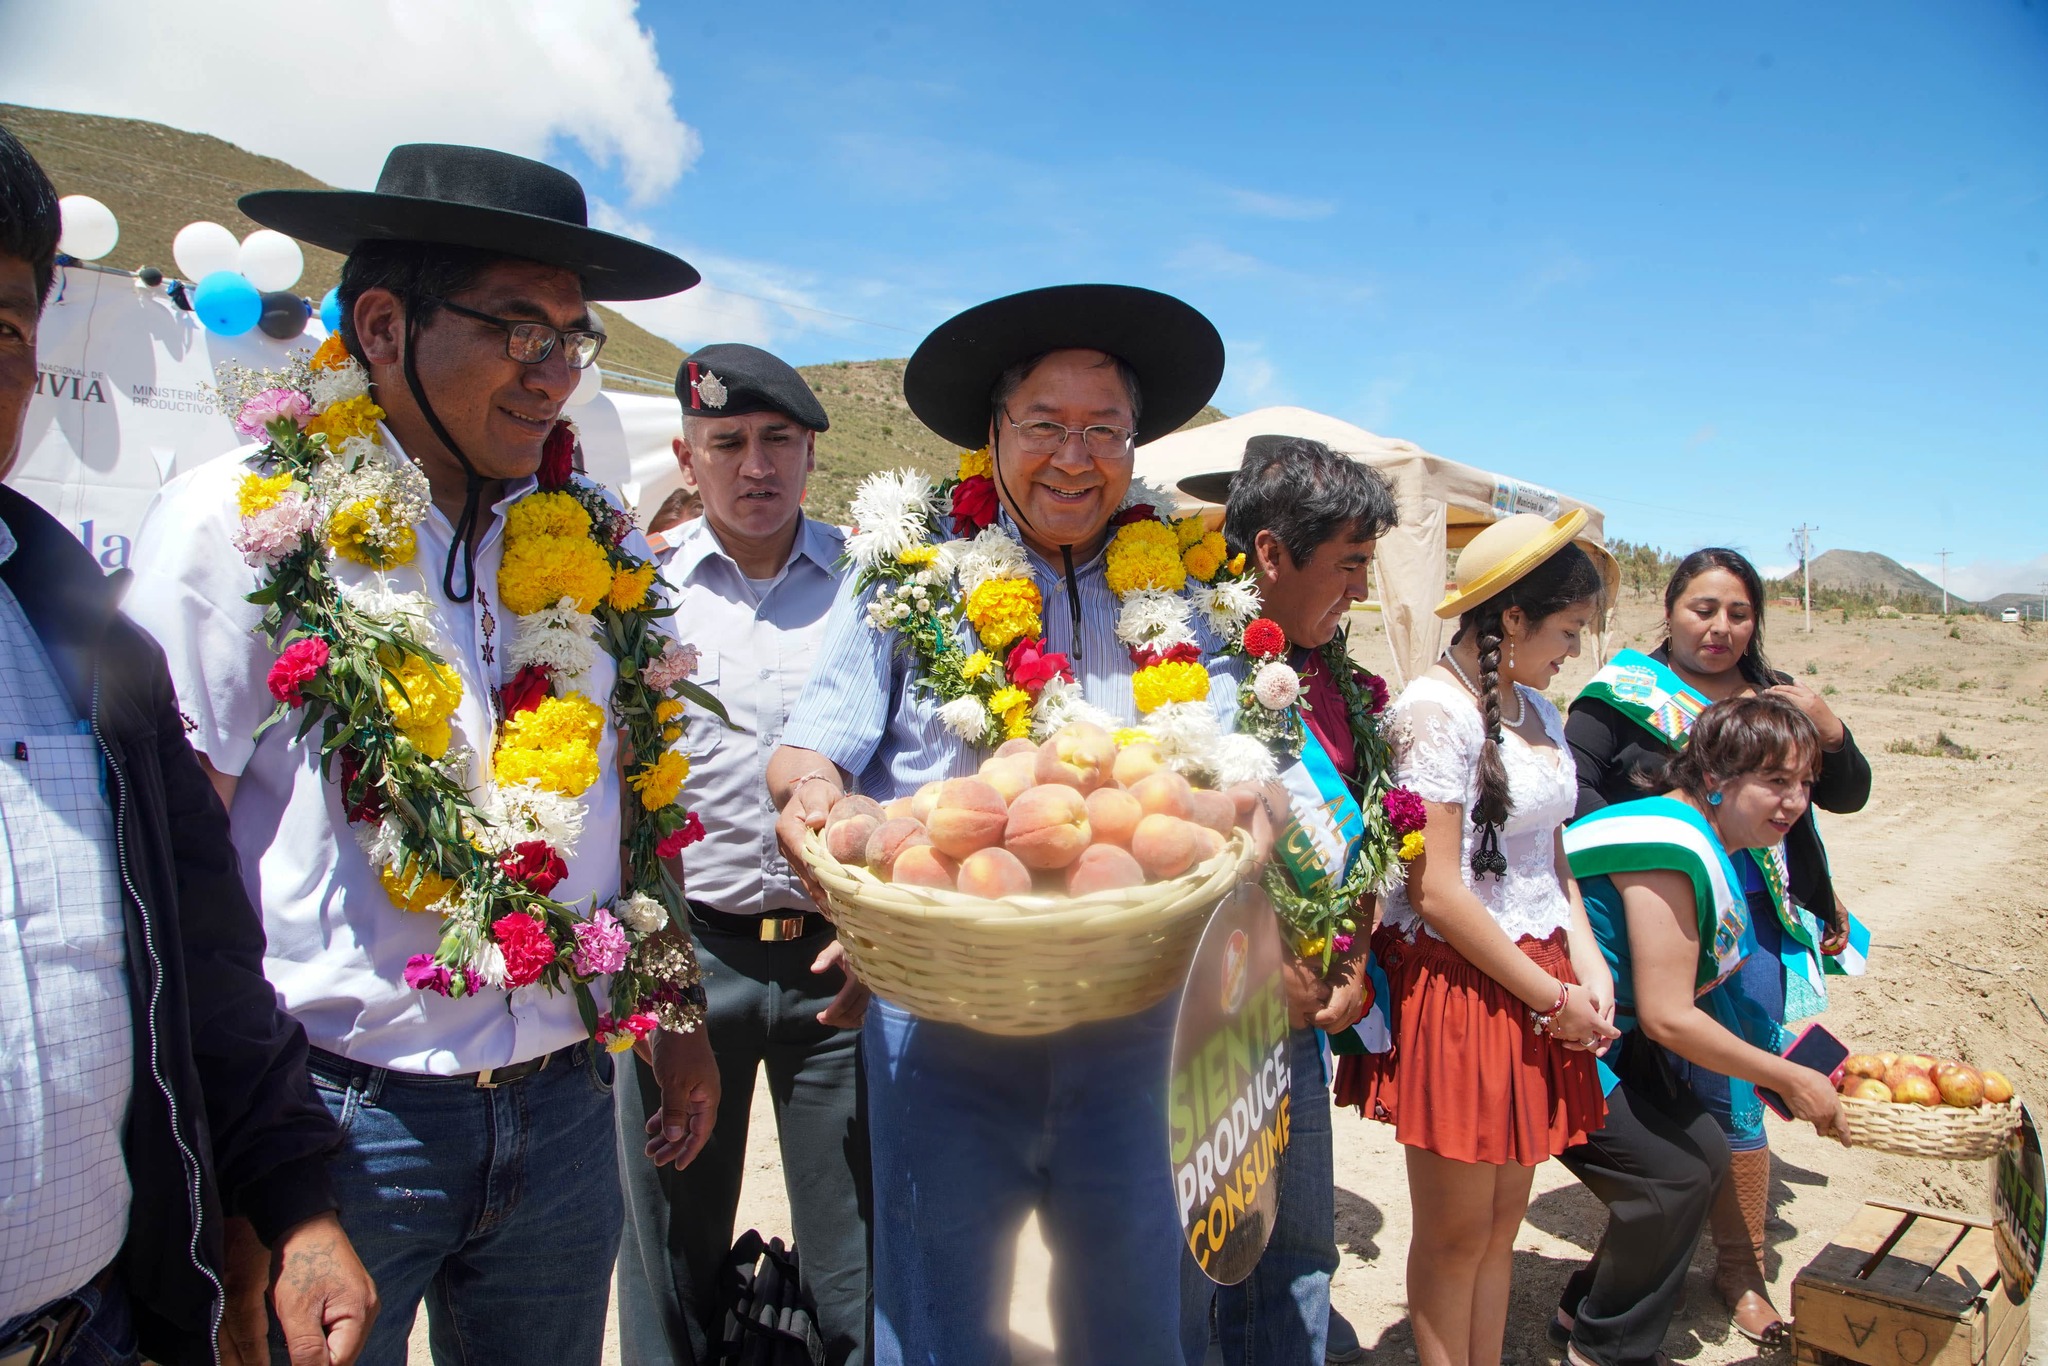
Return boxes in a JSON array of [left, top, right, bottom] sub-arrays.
[[1842, 1077, 1893, 1103], [1930, 1062, 1984, 1109], [1842, 1054, 1887, 1081], [1890, 1074, 1942, 1107], [1883, 1059, 1931, 1095], [1981, 1070, 2015, 1105]]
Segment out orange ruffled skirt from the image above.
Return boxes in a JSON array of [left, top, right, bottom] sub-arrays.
[[1334, 926, 1606, 1166]]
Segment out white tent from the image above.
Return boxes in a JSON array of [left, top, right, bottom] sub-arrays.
[[1137, 405, 1616, 686]]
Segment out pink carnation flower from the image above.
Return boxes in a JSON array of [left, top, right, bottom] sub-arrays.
[[571, 909, 630, 976], [641, 643, 700, 693], [235, 387, 313, 439], [266, 636, 330, 706], [1382, 786, 1428, 837], [233, 490, 320, 567], [403, 953, 454, 996]]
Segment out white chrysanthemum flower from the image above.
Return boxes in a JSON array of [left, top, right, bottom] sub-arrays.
[[474, 781, 587, 857], [1115, 590, 1197, 652], [929, 538, 968, 582], [337, 577, 435, 638], [1210, 732, 1281, 787], [1030, 675, 1117, 737], [507, 599, 599, 685], [846, 470, 936, 569], [1150, 700, 1221, 772], [348, 815, 407, 870], [1252, 660, 1302, 711], [467, 941, 509, 989], [938, 695, 991, 741], [617, 891, 669, 934], [308, 359, 371, 409], [952, 525, 1032, 598], [1119, 475, 1175, 513], [1194, 579, 1262, 636]]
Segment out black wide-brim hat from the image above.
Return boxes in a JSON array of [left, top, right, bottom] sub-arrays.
[[1176, 433, 1302, 505], [240, 144, 698, 301], [903, 284, 1224, 450]]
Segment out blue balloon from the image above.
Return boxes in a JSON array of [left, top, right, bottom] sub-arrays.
[[319, 287, 341, 335], [193, 270, 262, 336]]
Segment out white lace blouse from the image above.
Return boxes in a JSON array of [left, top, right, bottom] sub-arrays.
[[1379, 674, 1579, 944]]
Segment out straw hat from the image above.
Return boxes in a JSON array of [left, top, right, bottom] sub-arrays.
[[1435, 509, 1590, 619]]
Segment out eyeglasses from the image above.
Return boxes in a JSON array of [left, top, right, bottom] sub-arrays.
[[427, 296, 608, 370], [1002, 410, 1136, 460]]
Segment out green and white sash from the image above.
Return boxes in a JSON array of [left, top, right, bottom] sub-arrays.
[[1565, 797, 1755, 996]]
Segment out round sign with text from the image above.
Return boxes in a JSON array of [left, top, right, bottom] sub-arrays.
[[1993, 1101, 2043, 1302]]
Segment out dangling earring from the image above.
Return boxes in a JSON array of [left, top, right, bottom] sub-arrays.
[[1708, 791, 1723, 806], [1507, 638, 1516, 671]]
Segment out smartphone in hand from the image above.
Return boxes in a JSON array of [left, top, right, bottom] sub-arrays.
[[1758, 1023, 1850, 1120]]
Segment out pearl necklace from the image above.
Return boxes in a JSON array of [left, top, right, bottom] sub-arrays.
[[1443, 650, 1526, 728]]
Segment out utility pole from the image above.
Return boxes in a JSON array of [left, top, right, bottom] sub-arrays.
[[2039, 580, 2047, 624], [1792, 525, 1815, 632], [1937, 549, 1952, 614]]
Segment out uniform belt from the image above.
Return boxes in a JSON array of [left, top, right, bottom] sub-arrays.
[[687, 901, 831, 943], [307, 1043, 574, 1090], [0, 1266, 115, 1366]]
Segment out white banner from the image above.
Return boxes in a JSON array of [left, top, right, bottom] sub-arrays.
[[11, 264, 688, 569]]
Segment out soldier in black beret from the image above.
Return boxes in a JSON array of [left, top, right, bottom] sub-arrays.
[[616, 343, 871, 1365]]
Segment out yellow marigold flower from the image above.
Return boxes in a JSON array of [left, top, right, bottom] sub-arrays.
[[608, 562, 658, 612], [237, 471, 294, 516], [380, 653, 463, 730], [1002, 704, 1032, 740], [1174, 516, 1207, 549], [380, 862, 456, 914], [663, 726, 683, 745], [1131, 659, 1210, 713], [1297, 935, 1328, 959], [1112, 727, 1152, 749], [960, 651, 994, 681], [497, 532, 613, 615], [1105, 521, 1186, 595], [1399, 831, 1425, 861], [1227, 553, 1246, 576], [957, 446, 993, 481], [897, 545, 937, 568], [963, 577, 1042, 653], [631, 750, 690, 810], [987, 685, 1031, 718], [399, 718, 453, 760], [655, 699, 686, 723], [496, 742, 599, 797], [500, 693, 604, 753], [1182, 540, 1223, 583], [304, 394, 384, 444], [311, 333, 352, 371], [327, 499, 417, 569], [505, 491, 592, 542]]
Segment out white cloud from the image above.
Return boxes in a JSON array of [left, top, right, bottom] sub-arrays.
[[1216, 340, 1283, 412], [0, 0, 697, 204], [1222, 186, 1336, 221], [1903, 554, 2048, 602]]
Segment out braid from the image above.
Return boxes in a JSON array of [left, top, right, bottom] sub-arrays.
[[1471, 616, 1511, 828]]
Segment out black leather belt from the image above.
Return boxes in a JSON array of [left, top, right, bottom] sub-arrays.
[[307, 1043, 572, 1091], [0, 1267, 113, 1366], [688, 901, 831, 943]]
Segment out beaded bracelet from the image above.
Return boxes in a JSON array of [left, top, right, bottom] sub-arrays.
[[1530, 980, 1569, 1035]]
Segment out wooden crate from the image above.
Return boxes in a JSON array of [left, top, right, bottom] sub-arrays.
[[1792, 1202, 2030, 1366]]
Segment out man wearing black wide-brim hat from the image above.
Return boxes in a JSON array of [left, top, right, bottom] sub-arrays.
[[767, 285, 1262, 1362], [127, 145, 720, 1365]]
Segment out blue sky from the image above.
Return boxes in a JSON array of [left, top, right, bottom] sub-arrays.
[[7, 1, 2044, 594]]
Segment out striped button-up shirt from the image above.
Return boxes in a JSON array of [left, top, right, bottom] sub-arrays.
[[782, 516, 1241, 800]]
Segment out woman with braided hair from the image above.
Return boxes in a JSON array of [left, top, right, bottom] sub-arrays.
[[1334, 511, 1615, 1366]]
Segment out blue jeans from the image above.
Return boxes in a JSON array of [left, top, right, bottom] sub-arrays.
[[0, 1272, 138, 1366], [863, 997, 1184, 1366], [1180, 1026, 1334, 1365], [286, 1044, 623, 1366]]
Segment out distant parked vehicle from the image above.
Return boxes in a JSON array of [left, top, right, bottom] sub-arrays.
[[2001, 608, 2022, 623]]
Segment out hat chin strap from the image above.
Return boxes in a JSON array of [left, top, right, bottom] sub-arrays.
[[403, 305, 486, 604], [991, 423, 1083, 663]]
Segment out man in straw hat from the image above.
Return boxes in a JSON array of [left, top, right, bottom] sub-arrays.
[[128, 144, 720, 1365], [767, 285, 1273, 1362]]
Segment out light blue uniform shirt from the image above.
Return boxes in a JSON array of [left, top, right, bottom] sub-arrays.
[[783, 515, 1241, 800]]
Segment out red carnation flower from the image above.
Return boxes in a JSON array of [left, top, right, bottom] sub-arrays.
[[1111, 503, 1157, 527], [655, 811, 706, 859], [538, 420, 577, 492], [1005, 637, 1074, 698], [492, 912, 559, 988], [498, 839, 568, 896], [1241, 617, 1287, 659], [337, 746, 387, 825], [266, 636, 330, 706], [1128, 641, 1204, 669], [1359, 670, 1390, 714], [950, 475, 999, 537], [500, 664, 553, 718], [1382, 787, 1428, 837]]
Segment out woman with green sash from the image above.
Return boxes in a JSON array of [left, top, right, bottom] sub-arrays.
[[1553, 695, 1848, 1366], [1566, 548, 1870, 1343]]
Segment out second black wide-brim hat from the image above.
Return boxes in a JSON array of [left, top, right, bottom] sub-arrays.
[[1175, 433, 1305, 506], [240, 144, 699, 302], [903, 284, 1225, 451]]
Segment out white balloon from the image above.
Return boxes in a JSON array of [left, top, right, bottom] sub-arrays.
[[568, 363, 603, 407], [237, 229, 304, 292], [172, 221, 241, 282], [57, 195, 119, 260]]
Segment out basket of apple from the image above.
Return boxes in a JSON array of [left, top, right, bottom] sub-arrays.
[[1833, 1052, 2021, 1160], [799, 722, 1257, 1036]]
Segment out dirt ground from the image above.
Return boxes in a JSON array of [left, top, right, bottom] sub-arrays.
[[408, 597, 2048, 1363]]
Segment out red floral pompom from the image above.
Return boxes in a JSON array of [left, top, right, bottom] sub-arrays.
[[1005, 637, 1074, 698], [337, 746, 387, 825], [950, 475, 999, 537], [1382, 787, 1428, 837], [1241, 617, 1287, 659], [492, 912, 559, 988], [1359, 670, 1390, 714], [1111, 503, 1157, 527], [655, 812, 705, 859], [500, 664, 553, 718], [266, 636, 330, 706], [1128, 641, 1204, 669], [538, 420, 577, 492], [498, 840, 567, 896]]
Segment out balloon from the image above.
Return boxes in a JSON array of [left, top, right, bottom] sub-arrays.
[[567, 363, 602, 407], [258, 291, 311, 340], [193, 271, 263, 336], [57, 195, 119, 260], [238, 229, 304, 291], [319, 288, 342, 335], [172, 221, 241, 281]]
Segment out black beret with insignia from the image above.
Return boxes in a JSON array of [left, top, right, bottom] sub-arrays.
[[675, 343, 830, 431]]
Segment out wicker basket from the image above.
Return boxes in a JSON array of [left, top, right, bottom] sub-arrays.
[[1839, 1096, 2021, 1161], [800, 828, 1255, 1036]]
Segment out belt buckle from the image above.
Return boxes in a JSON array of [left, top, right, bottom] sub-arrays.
[[0, 1297, 89, 1366], [474, 1066, 499, 1090], [760, 914, 806, 943]]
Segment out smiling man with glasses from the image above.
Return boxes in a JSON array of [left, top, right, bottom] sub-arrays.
[[126, 144, 721, 1366]]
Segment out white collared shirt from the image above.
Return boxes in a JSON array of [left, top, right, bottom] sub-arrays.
[[127, 432, 644, 1074], [660, 515, 844, 917]]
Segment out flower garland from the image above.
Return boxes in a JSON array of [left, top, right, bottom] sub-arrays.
[[218, 335, 717, 1046], [1225, 614, 1427, 965], [846, 449, 1272, 776]]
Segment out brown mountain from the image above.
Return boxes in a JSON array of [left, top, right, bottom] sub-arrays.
[[1804, 549, 1969, 609]]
